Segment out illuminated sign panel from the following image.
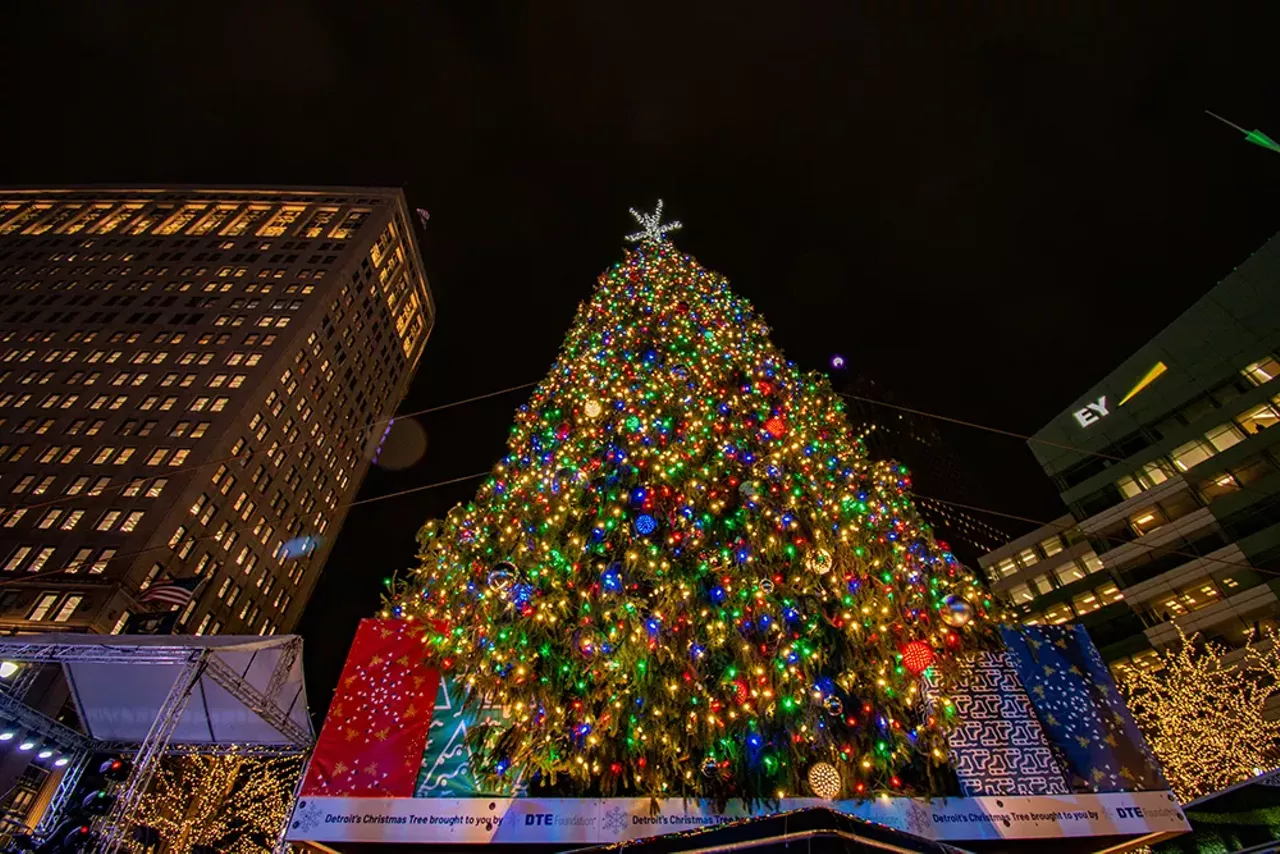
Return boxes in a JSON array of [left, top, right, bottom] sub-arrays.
[[1073, 362, 1167, 428]]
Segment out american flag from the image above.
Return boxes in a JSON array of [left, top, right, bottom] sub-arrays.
[[139, 576, 202, 607]]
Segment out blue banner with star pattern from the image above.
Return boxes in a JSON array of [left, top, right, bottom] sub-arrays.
[[1000, 624, 1167, 793]]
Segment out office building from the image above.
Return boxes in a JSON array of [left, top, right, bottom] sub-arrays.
[[0, 187, 434, 636], [841, 376, 1010, 565], [979, 232, 1280, 676]]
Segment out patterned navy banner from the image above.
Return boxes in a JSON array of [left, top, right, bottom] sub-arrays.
[[929, 652, 1071, 796], [1000, 624, 1167, 793]]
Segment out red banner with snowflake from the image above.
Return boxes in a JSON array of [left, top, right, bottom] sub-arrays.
[[301, 618, 441, 796]]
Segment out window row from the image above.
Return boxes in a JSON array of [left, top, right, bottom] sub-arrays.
[[1023, 582, 1125, 626], [3, 545, 116, 574], [1004, 550, 1107, 605]]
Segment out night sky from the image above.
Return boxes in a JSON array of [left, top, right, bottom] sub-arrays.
[[5, 2, 1280, 720]]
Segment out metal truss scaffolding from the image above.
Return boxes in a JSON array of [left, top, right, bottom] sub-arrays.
[[0, 635, 313, 853]]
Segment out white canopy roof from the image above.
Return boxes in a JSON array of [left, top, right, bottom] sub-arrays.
[[0, 634, 312, 747]]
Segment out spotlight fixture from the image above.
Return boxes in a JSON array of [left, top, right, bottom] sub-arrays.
[[36, 749, 52, 760], [18, 741, 35, 751], [53, 757, 69, 767], [0, 661, 20, 679], [0, 732, 14, 741]]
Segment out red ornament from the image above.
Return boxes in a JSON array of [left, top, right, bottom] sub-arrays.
[[901, 641, 935, 675], [764, 417, 786, 438], [731, 679, 750, 704]]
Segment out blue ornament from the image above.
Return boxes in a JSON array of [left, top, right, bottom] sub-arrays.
[[634, 514, 657, 535]]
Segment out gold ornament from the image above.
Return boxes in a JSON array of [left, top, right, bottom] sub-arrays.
[[807, 548, 833, 575], [807, 762, 841, 799], [583, 399, 603, 419]]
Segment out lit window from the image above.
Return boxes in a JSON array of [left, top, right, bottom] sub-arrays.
[[1071, 590, 1102, 615], [1206, 422, 1245, 452], [27, 547, 55, 573], [1171, 439, 1215, 472], [1017, 548, 1038, 568], [90, 549, 115, 574], [111, 611, 132, 634], [50, 595, 82, 623], [1055, 563, 1087, 586], [119, 511, 145, 532], [66, 476, 90, 495], [1008, 583, 1034, 605], [211, 397, 229, 412], [1130, 507, 1165, 536], [145, 448, 168, 466], [113, 448, 135, 465], [96, 511, 122, 531], [1237, 403, 1280, 436], [31, 476, 55, 496], [3, 546, 32, 572], [28, 593, 59, 621], [146, 478, 167, 498], [1039, 536, 1064, 557], [1242, 356, 1280, 387], [169, 449, 190, 466], [92, 447, 115, 464], [66, 547, 93, 574], [190, 397, 209, 412], [60, 510, 84, 531], [37, 510, 62, 530], [88, 477, 110, 496]]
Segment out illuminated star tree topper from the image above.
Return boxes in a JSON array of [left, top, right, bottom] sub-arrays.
[[625, 199, 683, 244]]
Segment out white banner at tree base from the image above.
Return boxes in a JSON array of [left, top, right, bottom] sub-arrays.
[[285, 791, 1189, 846]]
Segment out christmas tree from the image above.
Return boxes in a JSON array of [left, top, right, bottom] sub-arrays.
[[390, 203, 996, 805]]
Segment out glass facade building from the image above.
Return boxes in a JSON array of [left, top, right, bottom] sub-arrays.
[[980, 233, 1280, 677], [0, 187, 433, 636]]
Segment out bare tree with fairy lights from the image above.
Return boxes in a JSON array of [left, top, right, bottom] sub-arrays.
[[124, 751, 301, 853], [1118, 626, 1280, 802]]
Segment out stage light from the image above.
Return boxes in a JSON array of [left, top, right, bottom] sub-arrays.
[[0, 731, 15, 741], [53, 757, 69, 767], [0, 661, 20, 679], [36, 749, 52, 760], [18, 741, 35, 751]]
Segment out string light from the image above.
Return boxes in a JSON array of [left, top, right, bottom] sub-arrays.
[[390, 215, 996, 803], [127, 748, 301, 853], [1119, 625, 1280, 802]]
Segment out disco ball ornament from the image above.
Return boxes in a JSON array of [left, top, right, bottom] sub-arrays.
[[488, 561, 518, 594], [807, 762, 841, 800], [633, 514, 657, 535], [807, 548, 834, 575], [764, 416, 787, 438], [759, 578, 775, 595], [701, 758, 719, 778], [940, 594, 973, 628], [823, 695, 844, 717], [739, 480, 761, 501], [901, 640, 936, 675], [671, 364, 689, 379], [583, 399, 603, 419]]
